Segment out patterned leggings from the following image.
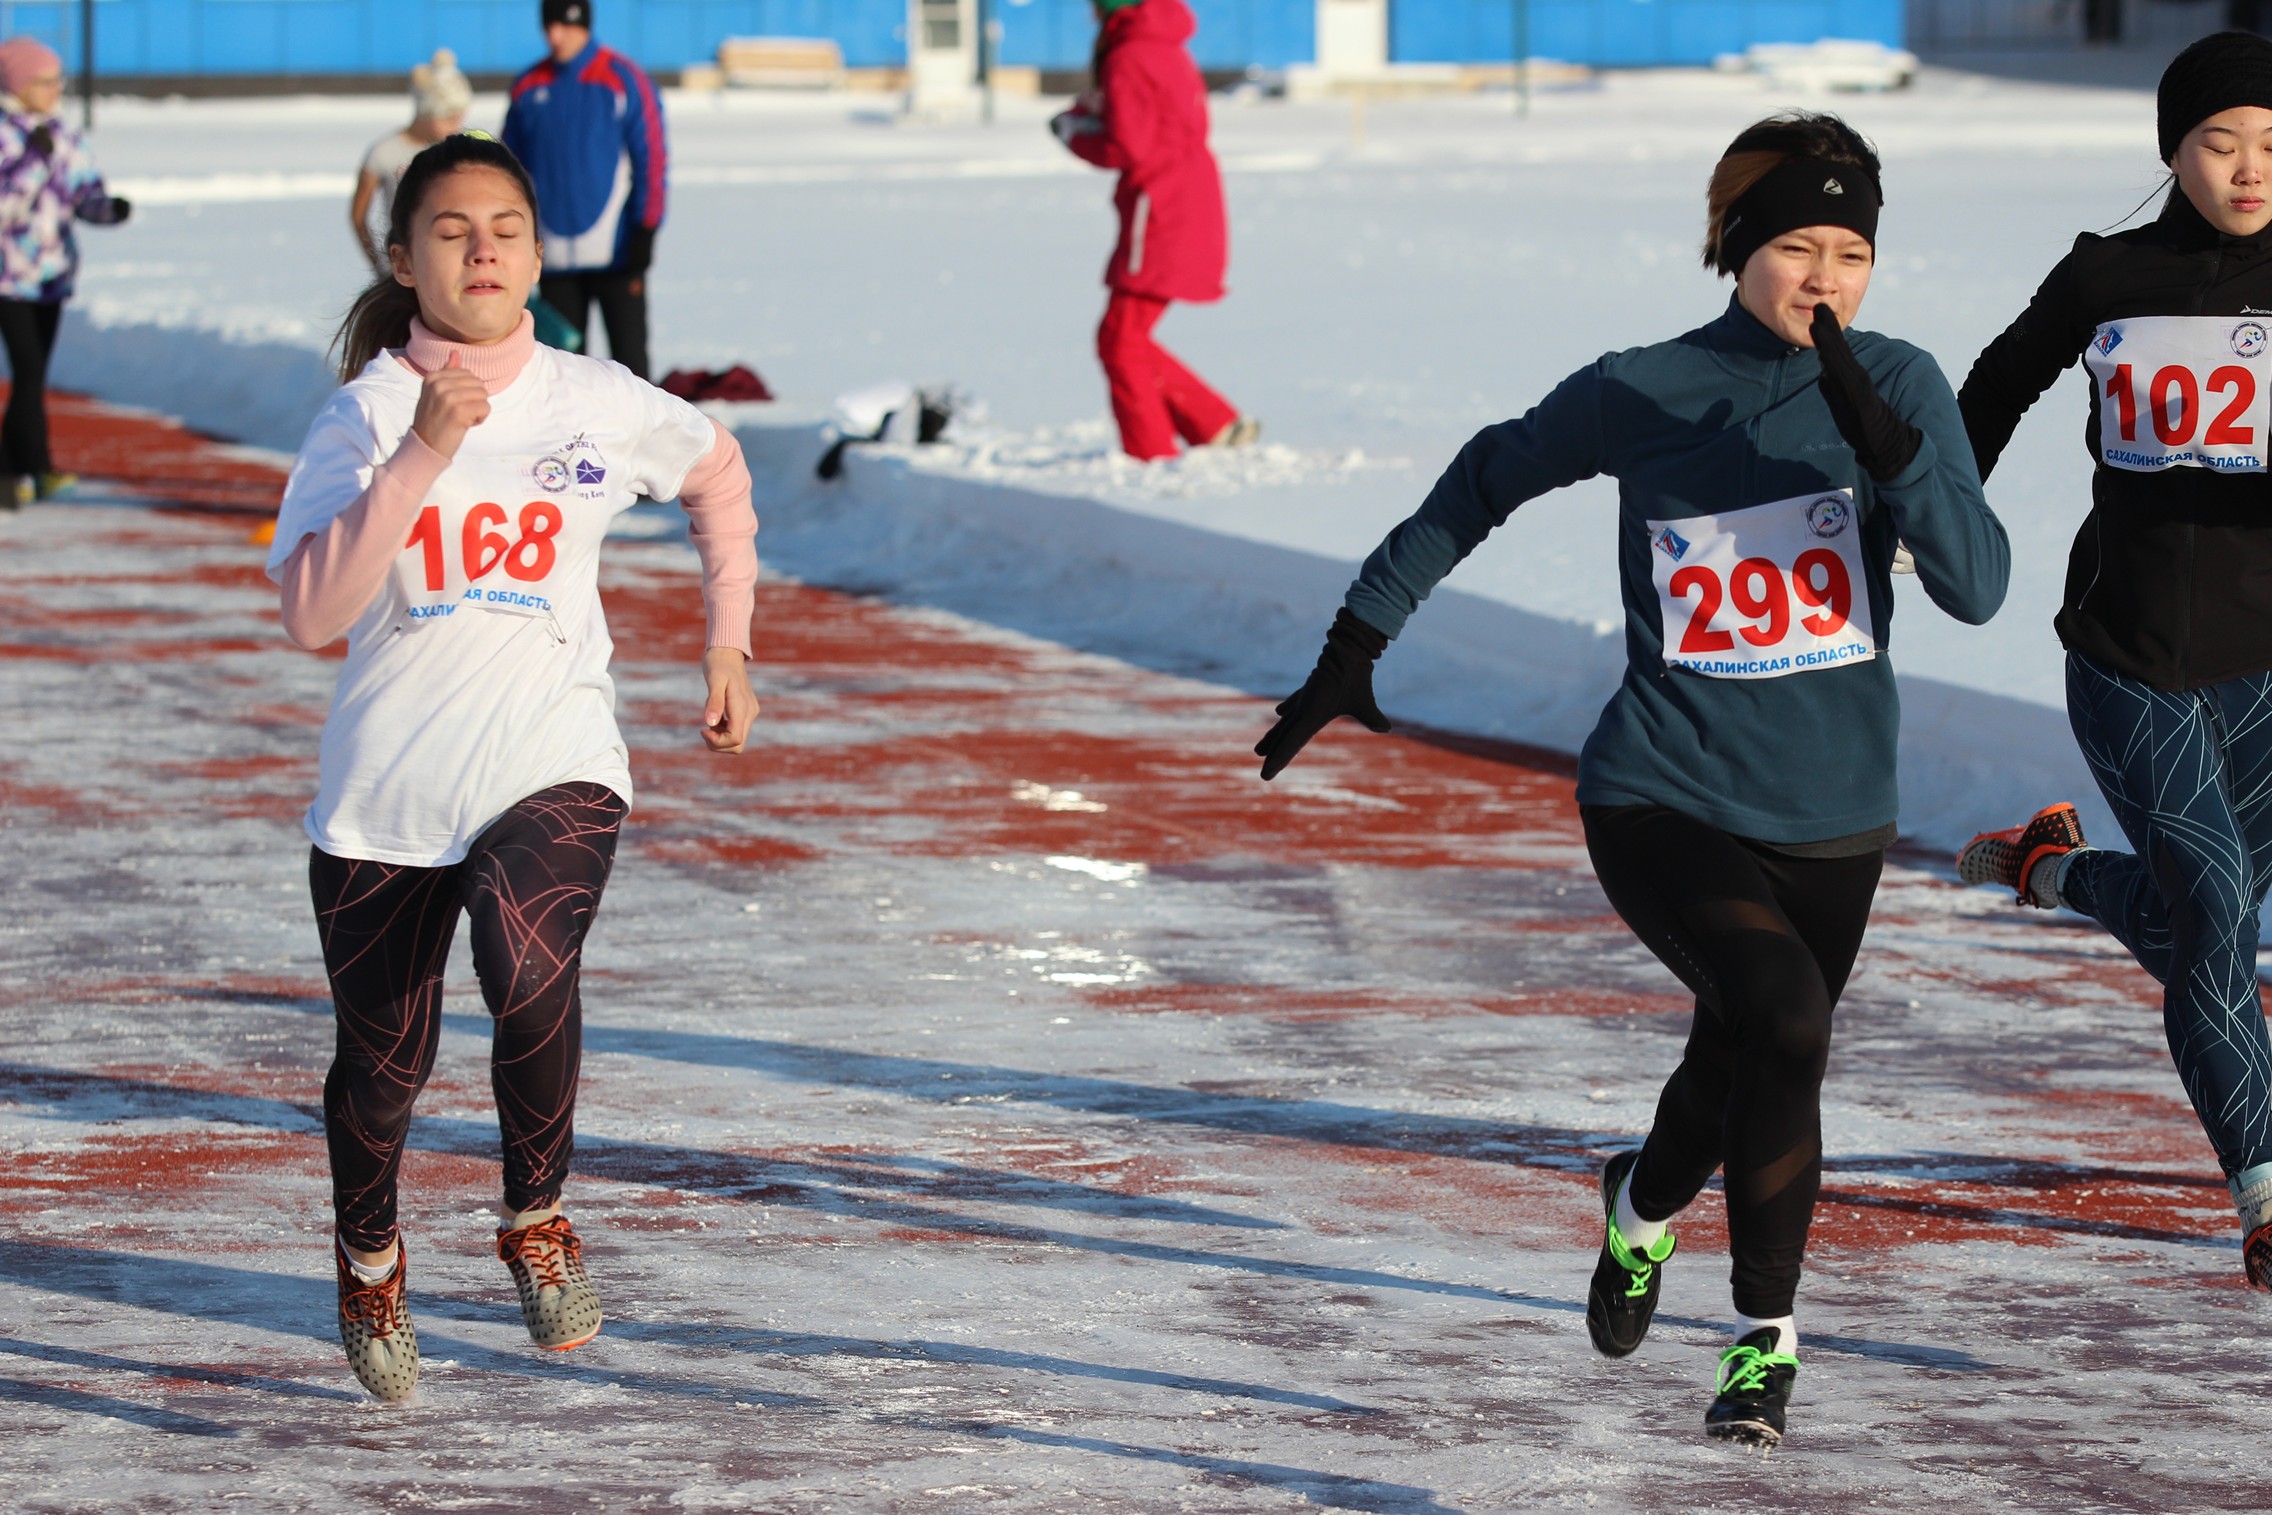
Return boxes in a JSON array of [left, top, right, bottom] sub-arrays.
[[311, 782, 625, 1252], [2063, 652, 2272, 1178]]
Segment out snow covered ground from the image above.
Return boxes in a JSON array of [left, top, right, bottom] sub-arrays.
[[43, 68, 2181, 849]]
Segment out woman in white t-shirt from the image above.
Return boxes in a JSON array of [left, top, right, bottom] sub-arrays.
[[272, 131, 760, 1402], [350, 50, 470, 274]]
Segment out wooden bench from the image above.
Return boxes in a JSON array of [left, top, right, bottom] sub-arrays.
[[716, 37, 847, 90]]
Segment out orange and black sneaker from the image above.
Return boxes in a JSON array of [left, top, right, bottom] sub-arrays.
[[336, 1240, 419, 1402], [1958, 803, 2086, 908], [497, 1214, 603, 1350], [2245, 1224, 2272, 1292]]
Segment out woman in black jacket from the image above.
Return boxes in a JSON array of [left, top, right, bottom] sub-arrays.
[[1957, 31, 2272, 1289]]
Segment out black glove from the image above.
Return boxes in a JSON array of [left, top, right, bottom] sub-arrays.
[[1254, 608, 1392, 780], [622, 225, 656, 275], [106, 196, 130, 225], [1049, 110, 1089, 144], [26, 125, 52, 157], [1812, 303, 1920, 482]]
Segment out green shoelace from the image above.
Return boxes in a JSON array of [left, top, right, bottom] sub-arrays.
[[1604, 1217, 1675, 1298], [1717, 1341, 1799, 1396]]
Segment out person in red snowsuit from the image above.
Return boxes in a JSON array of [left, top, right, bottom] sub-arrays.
[[1053, 0, 1254, 460]]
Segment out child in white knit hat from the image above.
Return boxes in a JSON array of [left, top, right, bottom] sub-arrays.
[[348, 49, 473, 273]]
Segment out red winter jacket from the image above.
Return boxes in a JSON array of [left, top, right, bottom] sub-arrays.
[[1066, 0, 1226, 303]]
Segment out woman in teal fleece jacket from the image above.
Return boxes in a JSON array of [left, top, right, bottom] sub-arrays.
[[1255, 113, 2009, 1451]]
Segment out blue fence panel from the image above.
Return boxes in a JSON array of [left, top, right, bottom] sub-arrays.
[[0, 0, 1900, 77], [998, 0, 1310, 72], [1393, 0, 1905, 67]]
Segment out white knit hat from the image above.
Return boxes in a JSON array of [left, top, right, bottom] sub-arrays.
[[411, 49, 473, 122]]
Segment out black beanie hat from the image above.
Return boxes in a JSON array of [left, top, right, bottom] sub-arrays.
[[542, 0, 591, 28], [2158, 31, 2272, 162]]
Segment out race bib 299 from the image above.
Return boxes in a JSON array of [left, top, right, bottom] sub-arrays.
[[1647, 489, 1877, 680]]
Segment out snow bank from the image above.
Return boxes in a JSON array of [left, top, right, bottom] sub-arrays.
[[49, 305, 2109, 861], [737, 412, 2109, 856]]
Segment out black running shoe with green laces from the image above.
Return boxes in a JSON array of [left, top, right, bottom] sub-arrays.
[[1586, 1150, 1675, 1358], [1705, 1327, 1799, 1448]]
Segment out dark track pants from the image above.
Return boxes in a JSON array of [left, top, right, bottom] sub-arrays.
[[0, 297, 63, 477], [312, 782, 625, 1251], [1583, 804, 1882, 1318], [2061, 651, 2272, 1178], [539, 270, 650, 380]]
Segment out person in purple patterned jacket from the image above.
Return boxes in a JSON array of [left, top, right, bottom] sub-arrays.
[[0, 37, 128, 509]]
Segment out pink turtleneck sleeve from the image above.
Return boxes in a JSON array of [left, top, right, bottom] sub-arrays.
[[278, 432, 452, 650], [680, 420, 759, 658]]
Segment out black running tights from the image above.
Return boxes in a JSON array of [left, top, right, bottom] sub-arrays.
[[1581, 803, 1882, 1319], [0, 297, 62, 477], [312, 782, 625, 1252]]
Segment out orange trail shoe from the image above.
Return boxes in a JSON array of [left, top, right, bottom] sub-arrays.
[[336, 1241, 419, 1402], [497, 1214, 603, 1350], [2246, 1223, 2272, 1292], [1958, 803, 2085, 908]]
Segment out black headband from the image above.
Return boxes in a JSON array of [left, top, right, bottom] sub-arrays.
[[1717, 155, 1881, 276]]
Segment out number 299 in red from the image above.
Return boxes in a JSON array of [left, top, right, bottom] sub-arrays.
[[1668, 549, 1852, 654]]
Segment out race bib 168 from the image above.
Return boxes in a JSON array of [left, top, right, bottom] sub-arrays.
[[1647, 489, 1877, 681]]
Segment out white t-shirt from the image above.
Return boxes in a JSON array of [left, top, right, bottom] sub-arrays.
[[269, 345, 716, 867], [360, 130, 423, 234]]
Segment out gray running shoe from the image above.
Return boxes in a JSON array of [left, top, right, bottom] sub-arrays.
[[336, 1242, 419, 1402], [496, 1215, 603, 1350]]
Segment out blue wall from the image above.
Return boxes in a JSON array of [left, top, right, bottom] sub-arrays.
[[1393, 0, 1904, 66], [0, 0, 1899, 76]]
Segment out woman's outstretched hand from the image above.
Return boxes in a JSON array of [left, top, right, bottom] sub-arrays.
[[700, 646, 759, 754], [1254, 608, 1392, 780], [1811, 303, 1921, 483]]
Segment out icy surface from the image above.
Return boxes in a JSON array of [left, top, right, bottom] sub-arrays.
[[1, 459, 2266, 1509]]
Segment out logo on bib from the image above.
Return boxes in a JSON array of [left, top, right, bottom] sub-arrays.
[[2234, 322, 2268, 359], [1653, 525, 1691, 562], [1805, 495, 1852, 538], [2093, 327, 2124, 357], [532, 435, 610, 501]]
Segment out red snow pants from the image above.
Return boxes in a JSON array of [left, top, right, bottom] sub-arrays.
[[1097, 291, 1237, 461]]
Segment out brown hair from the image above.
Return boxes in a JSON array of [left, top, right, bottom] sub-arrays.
[[331, 133, 542, 381], [1702, 112, 1882, 274]]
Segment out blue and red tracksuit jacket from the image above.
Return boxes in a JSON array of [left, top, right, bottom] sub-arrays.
[[502, 38, 666, 274]]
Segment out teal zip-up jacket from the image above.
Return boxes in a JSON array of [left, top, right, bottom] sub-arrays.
[[1346, 297, 2010, 844]]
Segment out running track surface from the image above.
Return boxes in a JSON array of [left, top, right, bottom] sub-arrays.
[[0, 393, 2266, 1513]]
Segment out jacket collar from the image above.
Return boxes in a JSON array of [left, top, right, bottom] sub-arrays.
[[1705, 293, 1811, 361], [2157, 187, 2272, 256]]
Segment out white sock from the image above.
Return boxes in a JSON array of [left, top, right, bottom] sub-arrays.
[[1736, 1312, 1797, 1357], [499, 1204, 561, 1234], [2024, 851, 2067, 909], [1613, 1169, 1667, 1251], [341, 1245, 397, 1284], [2232, 1162, 2272, 1235]]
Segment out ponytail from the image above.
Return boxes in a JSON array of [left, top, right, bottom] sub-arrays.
[[330, 131, 542, 382]]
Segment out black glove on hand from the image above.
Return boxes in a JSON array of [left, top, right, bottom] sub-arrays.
[[1254, 608, 1392, 781], [622, 225, 656, 275], [26, 125, 52, 157], [105, 196, 130, 225], [1812, 303, 1921, 482]]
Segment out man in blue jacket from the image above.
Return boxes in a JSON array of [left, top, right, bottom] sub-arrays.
[[503, 0, 666, 378]]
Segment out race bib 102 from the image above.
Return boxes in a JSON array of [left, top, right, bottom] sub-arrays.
[[2082, 315, 2270, 474], [1647, 489, 1877, 680]]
